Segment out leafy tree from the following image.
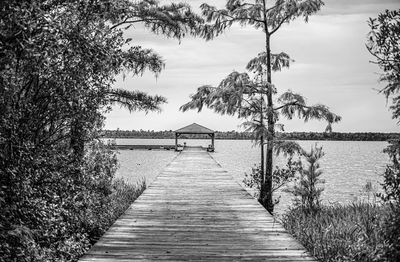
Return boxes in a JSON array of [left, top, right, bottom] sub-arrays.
[[367, 9, 400, 120], [181, 0, 340, 213], [368, 9, 400, 261], [0, 0, 202, 260]]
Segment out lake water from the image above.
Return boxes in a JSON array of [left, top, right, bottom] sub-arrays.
[[107, 138, 389, 214]]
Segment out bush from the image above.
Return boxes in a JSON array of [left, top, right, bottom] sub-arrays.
[[285, 144, 325, 211], [243, 155, 301, 203], [379, 139, 400, 261], [84, 178, 146, 245], [281, 203, 389, 262], [0, 141, 145, 261]]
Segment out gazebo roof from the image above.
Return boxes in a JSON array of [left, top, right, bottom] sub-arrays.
[[175, 123, 214, 134]]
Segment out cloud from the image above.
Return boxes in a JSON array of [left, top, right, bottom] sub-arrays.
[[104, 0, 399, 132], [320, 0, 399, 16]]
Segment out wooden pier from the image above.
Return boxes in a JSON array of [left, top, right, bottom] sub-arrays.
[[80, 148, 315, 261]]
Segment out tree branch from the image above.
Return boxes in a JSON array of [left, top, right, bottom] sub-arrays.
[[274, 101, 300, 111], [270, 13, 292, 35], [265, 1, 285, 14], [110, 18, 169, 31], [218, 11, 264, 23]]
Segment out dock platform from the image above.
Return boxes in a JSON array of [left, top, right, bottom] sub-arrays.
[[80, 149, 315, 261]]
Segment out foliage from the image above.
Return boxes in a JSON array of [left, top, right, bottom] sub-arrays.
[[198, 0, 325, 40], [85, 178, 146, 246], [285, 144, 325, 210], [380, 140, 400, 204], [243, 153, 302, 202], [381, 205, 400, 262], [367, 9, 400, 120], [377, 139, 400, 261], [180, 0, 341, 213], [180, 71, 340, 139], [281, 203, 390, 262], [180, 59, 340, 213], [368, 9, 400, 261], [0, 0, 202, 261], [0, 140, 145, 261]]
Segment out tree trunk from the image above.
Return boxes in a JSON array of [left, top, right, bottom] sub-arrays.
[[259, 30, 275, 214], [260, 98, 265, 193]]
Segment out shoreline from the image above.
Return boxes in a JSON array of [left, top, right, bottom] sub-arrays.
[[103, 137, 394, 142]]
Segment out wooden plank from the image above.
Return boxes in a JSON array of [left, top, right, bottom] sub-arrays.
[[79, 149, 315, 261]]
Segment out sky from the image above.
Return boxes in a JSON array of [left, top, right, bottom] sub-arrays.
[[104, 0, 400, 132]]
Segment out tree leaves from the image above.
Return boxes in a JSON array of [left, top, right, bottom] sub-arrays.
[[122, 46, 165, 77], [277, 90, 341, 131], [285, 143, 325, 210], [241, 120, 268, 144], [106, 89, 167, 113], [198, 0, 324, 40], [247, 51, 293, 73], [111, 1, 204, 39], [367, 9, 400, 120], [0, 0, 201, 260], [274, 140, 302, 156], [180, 71, 261, 118], [180, 85, 216, 113]]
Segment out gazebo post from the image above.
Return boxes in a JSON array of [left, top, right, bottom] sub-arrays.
[[175, 133, 179, 150], [211, 134, 215, 149]]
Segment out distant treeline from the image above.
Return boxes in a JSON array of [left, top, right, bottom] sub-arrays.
[[102, 129, 400, 141]]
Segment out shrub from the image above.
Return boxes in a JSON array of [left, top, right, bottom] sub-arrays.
[[0, 141, 145, 261], [243, 155, 301, 205], [85, 178, 146, 245], [379, 139, 400, 261], [285, 144, 325, 211], [281, 203, 389, 262]]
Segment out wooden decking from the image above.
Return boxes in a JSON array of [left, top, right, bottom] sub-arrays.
[[80, 149, 315, 261]]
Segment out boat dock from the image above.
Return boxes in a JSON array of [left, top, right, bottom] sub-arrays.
[[80, 148, 315, 261]]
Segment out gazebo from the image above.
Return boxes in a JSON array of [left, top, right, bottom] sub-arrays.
[[174, 123, 215, 151]]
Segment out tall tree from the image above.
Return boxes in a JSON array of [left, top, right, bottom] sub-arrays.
[[1, 0, 202, 159], [63, 0, 203, 159], [181, 0, 341, 213], [367, 9, 400, 261], [0, 0, 203, 260]]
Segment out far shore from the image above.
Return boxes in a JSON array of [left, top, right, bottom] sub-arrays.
[[102, 129, 399, 141], [102, 135, 398, 142]]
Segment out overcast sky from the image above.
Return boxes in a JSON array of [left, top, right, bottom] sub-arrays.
[[105, 0, 400, 132]]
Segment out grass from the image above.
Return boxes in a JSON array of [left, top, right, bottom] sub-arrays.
[[108, 178, 146, 222], [281, 203, 390, 262], [85, 178, 146, 247]]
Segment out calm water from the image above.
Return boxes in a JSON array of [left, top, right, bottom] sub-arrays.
[[108, 138, 389, 214]]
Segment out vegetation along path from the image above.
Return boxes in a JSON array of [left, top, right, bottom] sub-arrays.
[[80, 148, 315, 261]]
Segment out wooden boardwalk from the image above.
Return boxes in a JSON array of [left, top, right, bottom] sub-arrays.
[[80, 149, 315, 261]]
